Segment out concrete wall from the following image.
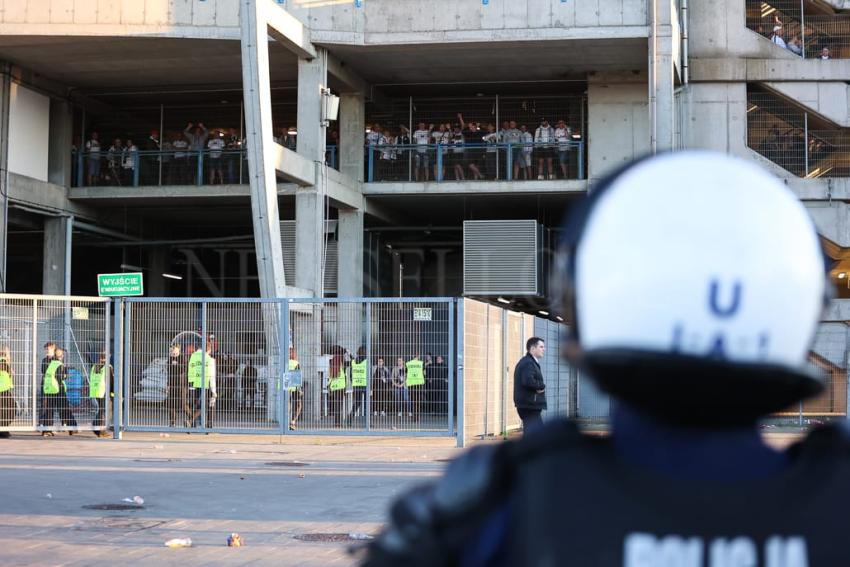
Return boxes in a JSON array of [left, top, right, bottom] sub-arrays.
[[688, 0, 790, 59], [8, 83, 49, 182], [587, 72, 649, 183], [0, 0, 648, 42], [679, 83, 748, 157]]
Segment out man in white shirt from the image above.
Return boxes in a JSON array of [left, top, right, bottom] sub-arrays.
[[770, 25, 787, 49], [122, 138, 138, 186], [171, 132, 190, 185], [534, 118, 556, 180], [413, 122, 433, 182], [207, 132, 226, 185], [85, 131, 102, 186], [501, 121, 523, 180], [554, 120, 573, 179]]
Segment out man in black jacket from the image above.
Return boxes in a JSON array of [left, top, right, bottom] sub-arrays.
[[513, 337, 546, 432]]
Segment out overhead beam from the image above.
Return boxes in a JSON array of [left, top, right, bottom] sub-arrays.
[[261, 0, 316, 60], [326, 52, 370, 95]]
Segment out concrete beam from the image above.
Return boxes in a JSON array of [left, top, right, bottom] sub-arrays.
[[340, 93, 365, 182], [690, 58, 850, 83], [295, 191, 322, 295], [337, 209, 364, 298], [297, 52, 327, 164], [9, 173, 98, 221], [327, 53, 369, 95], [261, 0, 316, 60], [273, 143, 316, 186]]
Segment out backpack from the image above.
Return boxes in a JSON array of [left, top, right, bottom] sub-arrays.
[[65, 367, 84, 407]]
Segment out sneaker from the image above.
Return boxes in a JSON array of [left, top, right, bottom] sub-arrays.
[[289, 420, 296, 431], [537, 174, 544, 180], [380, 411, 386, 417], [373, 411, 378, 417], [0, 431, 10, 439], [41, 431, 54, 437], [408, 412, 413, 417], [397, 412, 402, 418], [68, 431, 76, 436]]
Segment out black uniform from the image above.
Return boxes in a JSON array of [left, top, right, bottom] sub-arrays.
[[362, 419, 850, 566]]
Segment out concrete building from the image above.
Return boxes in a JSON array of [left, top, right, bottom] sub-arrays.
[[0, 1, 847, 337]]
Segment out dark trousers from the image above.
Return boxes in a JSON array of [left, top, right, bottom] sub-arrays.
[[408, 385, 423, 421], [92, 397, 106, 428], [0, 391, 15, 428], [517, 408, 542, 433], [189, 389, 214, 428], [348, 388, 366, 426], [40, 393, 63, 427], [328, 389, 345, 426]]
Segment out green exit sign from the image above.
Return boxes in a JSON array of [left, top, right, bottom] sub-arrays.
[[98, 272, 144, 297]]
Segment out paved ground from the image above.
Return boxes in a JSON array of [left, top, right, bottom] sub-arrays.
[[0, 432, 462, 566]]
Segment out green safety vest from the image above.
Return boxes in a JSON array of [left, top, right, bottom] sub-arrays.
[[0, 356, 11, 393], [328, 366, 346, 392], [187, 350, 214, 389], [351, 359, 368, 388], [406, 359, 425, 387], [287, 359, 300, 392], [43, 360, 62, 395], [89, 365, 108, 398]]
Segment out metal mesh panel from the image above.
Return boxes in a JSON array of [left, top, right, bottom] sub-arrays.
[[125, 301, 281, 432], [746, 0, 850, 59], [0, 295, 110, 434]]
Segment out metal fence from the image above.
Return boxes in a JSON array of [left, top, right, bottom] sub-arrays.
[[746, 0, 850, 59], [121, 297, 455, 436], [747, 86, 849, 178], [70, 146, 339, 188], [367, 141, 586, 183], [0, 295, 111, 435]]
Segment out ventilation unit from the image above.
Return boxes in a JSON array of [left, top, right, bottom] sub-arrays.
[[279, 221, 338, 294], [463, 220, 544, 296]]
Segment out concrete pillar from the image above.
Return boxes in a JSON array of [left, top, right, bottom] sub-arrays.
[[295, 191, 323, 295], [42, 216, 71, 295], [337, 208, 364, 297], [340, 94, 365, 182], [296, 50, 328, 163], [48, 100, 73, 187], [239, 0, 288, 299], [649, 0, 676, 152]]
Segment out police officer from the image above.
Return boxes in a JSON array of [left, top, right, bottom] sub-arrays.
[[0, 345, 14, 438], [89, 351, 112, 438], [362, 151, 847, 565], [405, 354, 425, 422]]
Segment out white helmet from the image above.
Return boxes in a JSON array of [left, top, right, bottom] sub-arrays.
[[554, 151, 830, 421]]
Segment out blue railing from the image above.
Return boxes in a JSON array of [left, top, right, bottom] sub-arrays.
[[366, 141, 586, 183], [71, 145, 339, 188]]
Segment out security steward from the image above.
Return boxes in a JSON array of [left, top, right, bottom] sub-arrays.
[[0, 346, 14, 438], [404, 355, 425, 422], [348, 346, 369, 427], [89, 351, 112, 438], [361, 151, 850, 565], [328, 350, 347, 427], [288, 348, 302, 430]]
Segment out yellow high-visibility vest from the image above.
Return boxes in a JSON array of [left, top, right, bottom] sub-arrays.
[[89, 365, 109, 398], [187, 350, 214, 389], [0, 355, 11, 393], [351, 359, 368, 388], [405, 359, 424, 387], [43, 360, 62, 394], [328, 366, 346, 392], [287, 359, 300, 392]]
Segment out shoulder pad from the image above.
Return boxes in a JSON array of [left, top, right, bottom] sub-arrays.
[[360, 419, 582, 566]]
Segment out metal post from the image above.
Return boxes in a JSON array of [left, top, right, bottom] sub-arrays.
[[365, 303, 371, 432], [408, 96, 413, 182], [454, 299, 463, 447], [804, 113, 809, 177], [200, 302, 207, 430], [501, 309, 508, 436], [196, 150, 204, 186], [158, 103, 164, 186], [436, 145, 443, 182], [368, 145, 374, 182], [448, 300, 455, 437], [76, 151, 84, 187], [122, 301, 131, 434], [63, 216, 73, 357], [495, 95, 500, 180], [104, 299, 111, 435], [800, 0, 806, 59], [507, 144, 513, 181], [132, 151, 140, 186], [239, 101, 244, 183], [578, 142, 585, 180], [31, 300, 38, 429], [280, 300, 289, 433]]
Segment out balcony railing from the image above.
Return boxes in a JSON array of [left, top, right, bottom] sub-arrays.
[[71, 146, 339, 188], [366, 141, 586, 183]]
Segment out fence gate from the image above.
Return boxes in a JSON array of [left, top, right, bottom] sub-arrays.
[[121, 297, 456, 437], [0, 294, 111, 434]]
